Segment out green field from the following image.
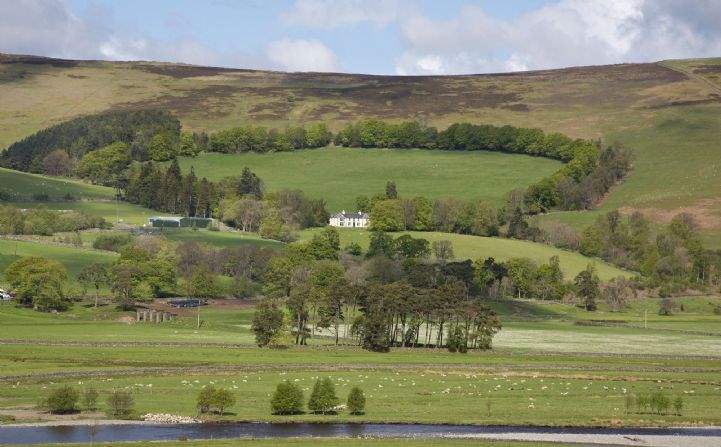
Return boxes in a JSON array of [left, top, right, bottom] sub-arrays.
[[1, 293, 721, 427], [176, 148, 562, 210], [162, 229, 283, 249], [300, 228, 631, 281], [0, 238, 117, 285], [0, 167, 113, 200]]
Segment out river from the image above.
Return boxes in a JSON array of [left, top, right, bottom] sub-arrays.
[[2, 422, 721, 446]]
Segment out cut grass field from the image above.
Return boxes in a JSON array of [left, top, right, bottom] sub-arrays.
[[175, 148, 562, 210], [299, 228, 631, 281]]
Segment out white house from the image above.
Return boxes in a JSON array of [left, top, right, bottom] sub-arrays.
[[329, 210, 369, 228]]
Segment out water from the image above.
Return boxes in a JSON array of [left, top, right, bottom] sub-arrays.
[[1, 422, 721, 445]]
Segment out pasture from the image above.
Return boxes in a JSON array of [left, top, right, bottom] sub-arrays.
[[0, 167, 113, 201], [175, 148, 562, 211], [0, 238, 117, 284]]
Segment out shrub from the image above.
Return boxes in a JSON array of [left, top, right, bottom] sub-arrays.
[[106, 390, 134, 418], [197, 386, 216, 414], [197, 386, 236, 415], [447, 326, 467, 353], [46, 386, 80, 414], [93, 233, 133, 252], [82, 388, 100, 411], [271, 382, 304, 415], [346, 387, 366, 415], [308, 377, 339, 414]]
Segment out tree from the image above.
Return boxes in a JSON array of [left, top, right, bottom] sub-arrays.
[[42, 149, 73, 176], [574, 264, 600, 311], [4, 256, 68, 311], [367, 231, 395, 258], [212, 388, 236, 415], [46, 386, 80, 414], [369, 199, 404, 231], [197, 386, 236, 415], [148, 131, 177, 161], [347, 387, 366, 415], [308, 377, 339, 414], [270, 382, 304, 415], [106, 390, 134, 418], [385, 181, 398, 199], [75, 142, 131, 185], [186, 265, 220, 298], [252, 299, 285, 347], [673, 396, 684, 415], [77, 263, 108, 308], [82, 388, 99, 411], [393, 234, 430, 259], [306, 227, 341, 260], [432, 240, 454, 264]]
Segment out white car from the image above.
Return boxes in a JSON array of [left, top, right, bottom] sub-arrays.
[[0, 290, 13, 301]]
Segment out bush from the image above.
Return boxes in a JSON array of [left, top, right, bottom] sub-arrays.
[[93, 233, 133, 252], [447, 326, 467, 353], [46, 386, 80, 414], [308, 377, 339, 414], [197, 386, 236, 415], [346, 387, 366, 415], [271, 382, 304, 415], [82, 388, 100, 411], [106, 390, 134, 418]]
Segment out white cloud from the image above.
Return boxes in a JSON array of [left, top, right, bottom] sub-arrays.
[[266, 38, 340, 72], [282, 0, 406, 28], [395, 0, 721, 75]]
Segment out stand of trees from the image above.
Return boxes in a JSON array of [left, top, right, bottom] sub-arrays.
[[0, 110, 180, 172], [0, 206, 109, 236], [336, 120, 632, 213], [209, 123, 332, 153], [579, 211, 721, 293]]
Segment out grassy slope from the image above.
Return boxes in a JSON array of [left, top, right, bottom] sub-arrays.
[[0, 167, 113, 200], [0, 238, 117, 284], [176, 148, 561, 210], [300, 228, 630, 281]]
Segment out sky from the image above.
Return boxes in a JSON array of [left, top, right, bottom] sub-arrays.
[[1, 0, 721, 75]]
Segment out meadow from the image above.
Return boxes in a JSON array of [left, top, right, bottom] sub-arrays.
[[175, 148, 562, 210]]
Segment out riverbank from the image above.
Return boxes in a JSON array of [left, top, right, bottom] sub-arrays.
[[2, 422, 721, 447]]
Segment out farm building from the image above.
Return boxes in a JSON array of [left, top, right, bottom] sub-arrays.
[[148, 216, 213, 228], [329, 211, 369, 228]]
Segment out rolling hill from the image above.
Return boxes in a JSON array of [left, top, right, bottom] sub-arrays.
[[1, 54, 720, 246]]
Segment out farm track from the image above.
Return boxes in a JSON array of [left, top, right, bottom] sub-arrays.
[[2, 338, 721, 361]]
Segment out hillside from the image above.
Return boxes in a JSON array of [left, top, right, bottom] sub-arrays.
[[1, 54, 721, 246]]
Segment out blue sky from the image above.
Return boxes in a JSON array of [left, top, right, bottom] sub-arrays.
[[3, 1, 721, 74]]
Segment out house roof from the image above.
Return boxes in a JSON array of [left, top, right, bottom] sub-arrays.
[[331, 211, 368, 219]]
